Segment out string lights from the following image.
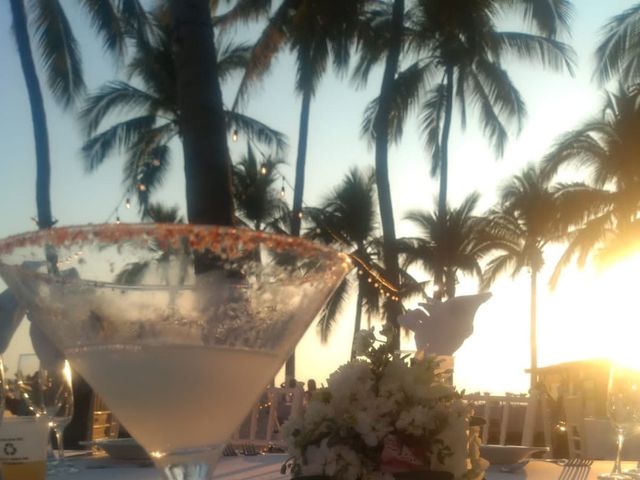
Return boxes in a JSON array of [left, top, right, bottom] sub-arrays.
[[253, 157, 401, 301], [95, 131, 402, 302]]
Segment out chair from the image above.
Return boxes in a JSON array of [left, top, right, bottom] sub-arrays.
[[563, 395, 587, 458], [231, 383, 305, 448], [466, 392, 547, 447]]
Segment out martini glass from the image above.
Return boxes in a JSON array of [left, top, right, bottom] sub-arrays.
[[0, 224, 350, 480]]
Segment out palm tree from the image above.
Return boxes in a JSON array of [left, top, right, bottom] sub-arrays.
[[594, 3, 640, 85], [144, 203, 184, 223], [233, 0, 366, 237], [355, 0, 406, 348], [305, 167, 383, 356], [542, 85, 640, 283], [399, 192, 491, 300], [80, 24, 287, 215], [360, 0, 575, 220], [483, 165, 568, 390], [9, 0, 146, 231], [233, 143, 289, 231]]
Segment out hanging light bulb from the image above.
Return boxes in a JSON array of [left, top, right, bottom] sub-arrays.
[[280, 185, 286, 197], [125, 197, 131, 209], [260, 163, 268, 175], [232, 129, 238, 142], [115, 215, 121, 225], [138, 183, 147, 192]]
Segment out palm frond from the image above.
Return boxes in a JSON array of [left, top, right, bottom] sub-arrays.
[[144, 202, 184, 223], [80, 81, 160, 136], [213, 0, 271, 29], [226, 111, 288, 156], [493, 31, 576, 75], [232, 0, 291, 110], [541, 121, 612, 184], [548, 213, 613, 288], [119, 0, 157, 44], [465, 70, 510, 157], [316, 276, 351, 343], [217, 42, 251, 83], [81, 115, 158, 171], [481, 253, 519, 289], [472, 57, 527, 131], [79, 0, 126, 57], [594, 4, 640, 84], [503, 0, 573, 38], [29, 0, 84, 108], [361, 59, 438, 144], [419, 83, 446, 176]]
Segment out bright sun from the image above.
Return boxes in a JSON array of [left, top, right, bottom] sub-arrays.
[[452, 250, 640, 394]]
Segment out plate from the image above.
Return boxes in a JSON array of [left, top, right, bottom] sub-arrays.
[[479, 445, 548, 465], [94, 438, 149, 461]]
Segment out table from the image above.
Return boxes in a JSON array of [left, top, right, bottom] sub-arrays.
[[59, 455, 633, 479]]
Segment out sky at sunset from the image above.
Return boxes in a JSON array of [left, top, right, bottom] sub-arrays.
[[1, 1, 639, 393]]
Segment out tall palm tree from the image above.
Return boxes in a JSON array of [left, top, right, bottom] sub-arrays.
[[483, 165, 568, 390], [399, 192, 491, 300], [360, 0, 575, 219], [594, 3, 640, 85], [233, 0, 366, 237], [356, 0, 406, 348], [233, 143, 289, 231], [542, 85, 640, 283], [9, 0, 146, 230], [80, 25, 287, 215], [305, 167, 383, 355]]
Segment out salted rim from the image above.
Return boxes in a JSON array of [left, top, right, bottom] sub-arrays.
[[0, 223, 352, 288]]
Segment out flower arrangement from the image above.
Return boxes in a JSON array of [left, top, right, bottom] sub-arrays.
[[281, 329, 488, 480]]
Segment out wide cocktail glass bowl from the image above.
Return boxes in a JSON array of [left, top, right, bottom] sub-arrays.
[[0, 224, 351, 479]]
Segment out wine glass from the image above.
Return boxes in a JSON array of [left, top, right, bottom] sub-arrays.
[[0, 224, 350, 480], [598, 363, 640, 480], [41, 360, 76, 473], [15, 354, 76, 474]]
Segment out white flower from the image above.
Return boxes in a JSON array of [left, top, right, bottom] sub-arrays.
[[353, 328, 376, 356], [395, 405, 434, 436], [430, 414, 469, 479], [283, 337, 488, 480]]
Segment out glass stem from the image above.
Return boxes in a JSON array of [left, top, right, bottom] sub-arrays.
[[612, 427, 625, 474], [54, 426, 65, 466]]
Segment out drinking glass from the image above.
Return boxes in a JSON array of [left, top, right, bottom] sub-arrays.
[[598, 364, 640, 480], [0, 224, 350, 480], [15, 354, 76, 474], [41, 360, 76, 473]]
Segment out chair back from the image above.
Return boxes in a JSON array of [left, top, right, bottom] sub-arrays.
[[466, 393, 544, 447], [231, 383, 305, 448], [563, 395, 586, 458]]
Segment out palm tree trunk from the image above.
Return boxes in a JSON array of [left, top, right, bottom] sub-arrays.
[[290, 86, 312, 237], [530, 268, 538, 391], [285, 84, 312, 380], [372, 0, 404, 348], [169, 0, 234, 227], [438, 65, 454, 219], [10, 0, 54, 230]]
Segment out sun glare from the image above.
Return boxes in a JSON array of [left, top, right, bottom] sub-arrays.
[[543, 253, 640, 370], [451, 250, 640, 394]]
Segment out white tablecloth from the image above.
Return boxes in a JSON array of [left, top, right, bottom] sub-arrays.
[[58, 455, 631, 479]]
